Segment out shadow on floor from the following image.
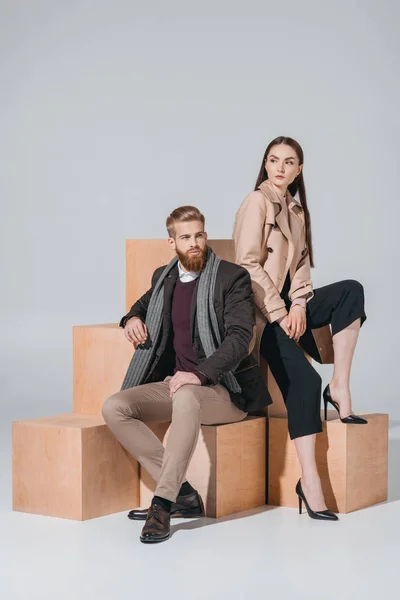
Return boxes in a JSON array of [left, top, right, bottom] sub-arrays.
[[169, 504, 278, 538]]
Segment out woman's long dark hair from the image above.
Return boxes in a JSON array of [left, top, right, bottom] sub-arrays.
[[254, 136, 314, 267]]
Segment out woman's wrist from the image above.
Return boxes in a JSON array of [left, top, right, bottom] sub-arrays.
[[291, 298, 307, 311], [291, 304, 306, 311]]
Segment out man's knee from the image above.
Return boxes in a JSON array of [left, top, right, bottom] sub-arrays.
[[172, 386, 201, 415], [102, 392, 140, 424], [101, 394, 120, 425]]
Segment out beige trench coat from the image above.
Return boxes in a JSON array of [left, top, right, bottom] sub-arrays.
[[233, 179, 333, 364]]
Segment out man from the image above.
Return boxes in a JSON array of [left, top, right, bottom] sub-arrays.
[[102, 206, 271, 544]]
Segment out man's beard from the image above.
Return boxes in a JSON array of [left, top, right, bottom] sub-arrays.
[[177, 245, 208, 272]]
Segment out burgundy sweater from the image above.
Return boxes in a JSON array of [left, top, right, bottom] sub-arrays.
[[171, 278, 208, 385]]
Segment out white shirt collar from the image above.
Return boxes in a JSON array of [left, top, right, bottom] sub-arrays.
[[178, 262, 200, 283]]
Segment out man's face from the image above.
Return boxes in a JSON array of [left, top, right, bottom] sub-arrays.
[[168, 220, 208, 271]]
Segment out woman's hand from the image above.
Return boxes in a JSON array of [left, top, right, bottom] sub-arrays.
[[124, 316, 148, 346], [287, 305, 307, 342], [277, 314, 291, 337]]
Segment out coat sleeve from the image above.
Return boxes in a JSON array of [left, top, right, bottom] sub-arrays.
[[195, 267, 255, 384], [119, 267, 163, 328], [233, 192, 287, 323]]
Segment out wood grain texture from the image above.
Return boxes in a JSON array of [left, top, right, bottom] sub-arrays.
[[13, 418, 83, 519], [126, 240, 175, 311], [81, 424, 139, 520], [73, 324, 134, 415], [216, 416, 266, 516], [139, 416, 266, 518], [268, 412, 388, 513], [346, 413, 388, 512], [13, 414, 139, 520]]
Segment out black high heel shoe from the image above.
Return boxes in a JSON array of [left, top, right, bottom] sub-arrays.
[[295, 479, 338, 521], [323, 384, 368, 424]]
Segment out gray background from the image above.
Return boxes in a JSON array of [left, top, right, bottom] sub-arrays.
[[1, 3, 400, 599], [1, 0, 398, 422]]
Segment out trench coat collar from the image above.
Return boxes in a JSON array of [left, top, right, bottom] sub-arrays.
[[259, 178, 303, 211]]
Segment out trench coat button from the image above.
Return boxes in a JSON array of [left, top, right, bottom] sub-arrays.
[[267, 247, 274, 253]]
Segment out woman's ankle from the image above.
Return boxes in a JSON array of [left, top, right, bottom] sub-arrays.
[[301, 472, 321, 487], [329, 379, 349, 393]]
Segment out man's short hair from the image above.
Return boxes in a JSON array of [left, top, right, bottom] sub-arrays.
[[166, 206, 205, 238]]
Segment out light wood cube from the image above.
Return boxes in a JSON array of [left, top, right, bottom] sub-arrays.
[[13, 414, 139, 520], [268, 412, 388, 513], [140, 416, 266, 518], [73, 324, 133, 414]]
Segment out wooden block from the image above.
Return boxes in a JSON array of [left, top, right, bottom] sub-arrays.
[[139, 416, 266, 518], [268, 412, 388, 513], [12, 414, 139, 520], [73, 324, 133, 414], [126, 239, 234, 311]]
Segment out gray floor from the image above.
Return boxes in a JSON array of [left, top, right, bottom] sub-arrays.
[[1, 416, 399, 600]]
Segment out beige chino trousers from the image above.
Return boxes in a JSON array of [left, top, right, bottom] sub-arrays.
[[102, 378, 247, 502]]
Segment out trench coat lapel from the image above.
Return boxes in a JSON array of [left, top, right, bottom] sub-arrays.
[[258, 180, 293, 244], [258, 179, 296, 286], [275, 206, 292, 244]]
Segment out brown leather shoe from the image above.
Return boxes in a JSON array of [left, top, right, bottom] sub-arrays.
[[128, 490, 205, 521], [140, 503, 171, 544]]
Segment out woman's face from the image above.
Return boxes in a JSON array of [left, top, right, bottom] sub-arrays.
[[265, 144, 302, 190]]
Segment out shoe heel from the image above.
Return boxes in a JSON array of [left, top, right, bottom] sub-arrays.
[[324, 398, 328, 421], [298, 496, 302, 514]]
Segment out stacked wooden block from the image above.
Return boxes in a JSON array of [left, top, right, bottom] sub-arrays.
[[12, 239, 389, 520]]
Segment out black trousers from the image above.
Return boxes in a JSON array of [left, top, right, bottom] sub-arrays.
[[260, 278, 367, 440]]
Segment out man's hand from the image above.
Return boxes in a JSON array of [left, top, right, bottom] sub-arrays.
[[124, 316, 148, 347], [287, 305, 307, 342], [169, 371, 201, 397]]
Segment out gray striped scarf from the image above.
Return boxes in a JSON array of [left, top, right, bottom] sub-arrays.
[[121, 247, 241, 393]]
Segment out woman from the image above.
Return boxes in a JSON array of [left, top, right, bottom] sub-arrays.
[[233, 136, 367, 520]]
